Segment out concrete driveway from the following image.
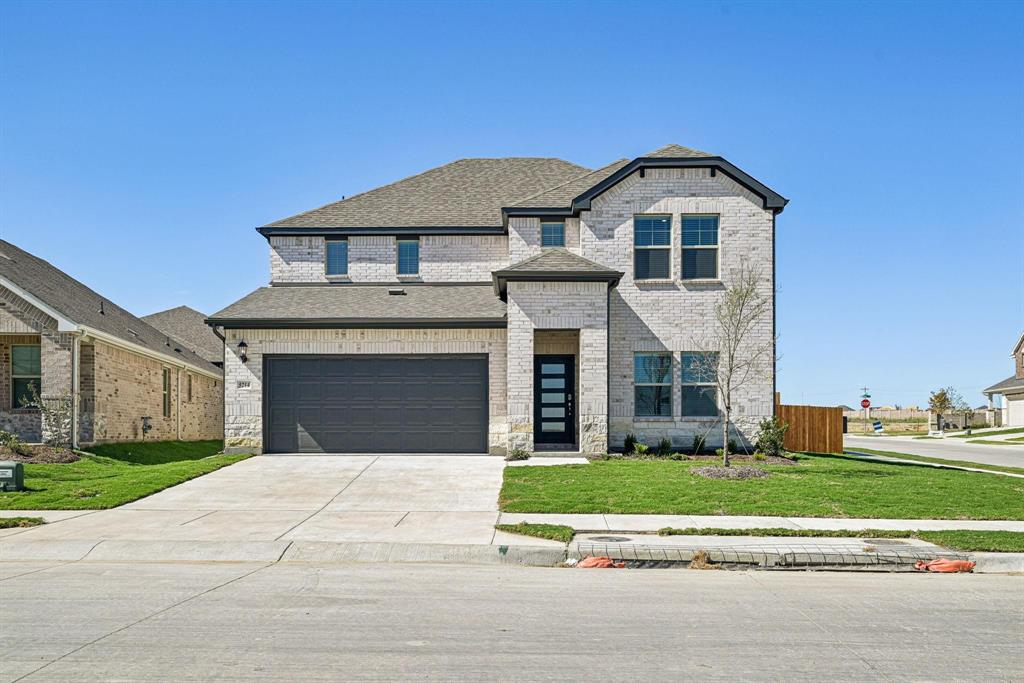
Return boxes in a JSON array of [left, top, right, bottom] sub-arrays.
[[3, 455, 543, 547], [845, 434, 1024, 468]]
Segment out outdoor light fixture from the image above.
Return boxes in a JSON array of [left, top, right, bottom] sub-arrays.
[[237, 339, 248, 363]]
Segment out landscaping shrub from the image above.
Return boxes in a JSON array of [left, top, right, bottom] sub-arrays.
[[656, 437, 672, 457], [505, 448, 531, 462], [669, 453, 687, 461], [633, 443, 650, 457], [754, 416, 789, 459], [727, 438, 739, 454], [691, 434, 706, 455], [0, 430, 31, 456], [753, 452, 767, 461], [623, 433, 638, 455]]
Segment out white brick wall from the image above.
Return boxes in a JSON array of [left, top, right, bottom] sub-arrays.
[[223, 328, 508, 454], [508, 217, 582, 262], [579, 168, 775, 450], [270, 235, 510, 283]]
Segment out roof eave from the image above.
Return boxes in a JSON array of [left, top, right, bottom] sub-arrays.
[[258, 226, 506, 238], [205, 317, 507, 330], [491, 270, 624, 298]]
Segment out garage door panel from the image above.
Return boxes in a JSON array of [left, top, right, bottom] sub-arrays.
[[265, 355, 488, 454]]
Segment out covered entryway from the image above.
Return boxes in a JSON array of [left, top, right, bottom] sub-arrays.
[[264, 354, 488, 454]]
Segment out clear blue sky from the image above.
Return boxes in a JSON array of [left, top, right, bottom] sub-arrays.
[[1, 1, 1022, 408]]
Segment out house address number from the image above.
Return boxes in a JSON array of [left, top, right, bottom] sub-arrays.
[[237, 381, 251, 389]]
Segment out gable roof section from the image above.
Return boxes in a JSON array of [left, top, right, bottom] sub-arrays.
[[642, 143, 715, 158], [142, 305, 223, 364], [0, 240, 221, 376], [492, 248, 623, 296], [509, 159, 632, 209], [984, 374, 1024, 395], [207, 284, 507, 329], [261, 158, 590, 232], [1013, 331, 1024, 356]]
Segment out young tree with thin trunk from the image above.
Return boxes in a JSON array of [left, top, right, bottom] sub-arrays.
[[690, 266, 775, 467]]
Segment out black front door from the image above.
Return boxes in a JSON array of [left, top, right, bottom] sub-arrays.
[[534, 355, 576, 447]]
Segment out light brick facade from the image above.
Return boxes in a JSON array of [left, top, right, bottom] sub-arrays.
[[244, 161, 776, 455]]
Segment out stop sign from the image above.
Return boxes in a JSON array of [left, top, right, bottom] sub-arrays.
[[861, 398, 871, 409]]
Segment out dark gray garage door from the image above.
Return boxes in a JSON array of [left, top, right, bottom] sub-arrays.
[[264, 355, 488, 454]]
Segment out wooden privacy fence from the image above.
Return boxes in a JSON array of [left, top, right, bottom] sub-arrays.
[[775, 402, 844, 454]]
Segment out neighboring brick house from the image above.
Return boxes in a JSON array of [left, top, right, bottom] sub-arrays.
[[0, 240, 223, 445], [983, 332, 1024, 426], [209, 145, 787, 455], [143, 305, 224, 368]]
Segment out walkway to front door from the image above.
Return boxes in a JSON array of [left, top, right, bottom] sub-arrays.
[[534, 354, 576, 450]]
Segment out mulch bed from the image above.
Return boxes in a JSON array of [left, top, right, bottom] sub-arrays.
[[0, 445, 80, 464], [688, 454, 797, 466], [691, 465, 771, 480]]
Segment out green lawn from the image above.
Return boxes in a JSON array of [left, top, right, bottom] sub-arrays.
[[0, 441, 252, 510], [499, 453, 1024, 519], [0, 516, 44, 529], [655, 527, 1024, 553], [848, 447, 1024, 476], [967, 437, 1024, 446], [495, 522, 575, 544], [951, 427, 1024, 439]]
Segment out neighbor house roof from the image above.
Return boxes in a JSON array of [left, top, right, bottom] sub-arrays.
[[142, 305, 223, 365], [492, 249, 623, 296], [983, 375, 1024, 395], [0, 240, 221, 376], [263, 158, 590, 230], [207, 284, 507, 328]]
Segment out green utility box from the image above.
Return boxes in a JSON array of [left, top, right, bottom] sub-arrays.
[[0, 461, 24, 492]]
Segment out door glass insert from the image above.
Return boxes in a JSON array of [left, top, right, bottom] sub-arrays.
[[541, 363, 564, 374], [541, 377, 565, 389]]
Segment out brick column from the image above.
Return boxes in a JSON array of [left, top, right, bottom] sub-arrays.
[[40, 331, 74, 443], [505, 287, 535, 453]]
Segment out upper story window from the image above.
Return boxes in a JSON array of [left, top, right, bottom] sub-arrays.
[[397, 239, 420, 275], [541, 222, 565, 247], [681, 352, 718, 416], [325, 239, 348, 277], [682, 215, 719, 280], [11, 344, 41, 408], [633, 215, 671, 280], [634, 353, 672, 417]]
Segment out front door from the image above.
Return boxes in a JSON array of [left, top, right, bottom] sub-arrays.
[[534, 355, 576, 447]]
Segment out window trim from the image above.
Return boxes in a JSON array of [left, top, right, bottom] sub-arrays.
[[633, 352, 673, 417], [681, 351, 719, 417], [540, 222, 566, 248], [633, 214, 672, 281], [10, 343, 41, 409], [325, 238, 349, 278], [162, 368, 171, 418], [396, 238, 420, 276], [681, 214, 721, 281]]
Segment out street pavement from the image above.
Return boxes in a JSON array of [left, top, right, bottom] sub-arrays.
[[845, 433, 1024, 468], [1, 560, 1021, 682]]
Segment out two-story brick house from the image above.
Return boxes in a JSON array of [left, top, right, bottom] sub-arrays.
[[209, 145, 787, 455], [984, 332, 1024, 426]]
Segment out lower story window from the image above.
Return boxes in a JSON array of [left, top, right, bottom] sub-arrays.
[[634, 353, 672, 416], [162, 368, 171, 418], [11, 344, 41, 408], [681, 352, 718, 416]]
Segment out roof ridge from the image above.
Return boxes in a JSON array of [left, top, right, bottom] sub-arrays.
[[508, 158, 630, 206]]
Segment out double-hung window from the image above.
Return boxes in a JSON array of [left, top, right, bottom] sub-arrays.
[[634, 215, 671, 280], [634, 353, 672, 416], [325, 239, 348, 277], [162, 368, 172, 418], [397, 239, 419, 275], [11, 344, 41, 408], [681, 215, 719, 280], [681, 352, 718, 416], [541, 222, 565, 247]]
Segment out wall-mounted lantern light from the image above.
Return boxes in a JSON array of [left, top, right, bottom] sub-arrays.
[[237, 339, 248, 364]]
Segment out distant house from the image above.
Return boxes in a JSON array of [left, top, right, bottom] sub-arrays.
[[984, 332, 1024, 426], [0, 240, 223, 446], [143, 306, 224, 368]]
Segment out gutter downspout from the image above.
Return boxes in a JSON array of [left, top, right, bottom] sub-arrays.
[[772, 212, 777, 416], [71, 333, 80, 449], [176, 369, 181, 440]]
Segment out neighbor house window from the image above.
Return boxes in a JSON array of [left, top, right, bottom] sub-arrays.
[[541, 222, 565, 247], [325, 239, 348, 276], [397, 239, 419, 275], [162, 368, 171, 418], [682, 215, 719, 280], [634, 353, 672, 416], [634, 215, 671, 279], [681, 352, 718, 416], [11, 344, 41, 408]]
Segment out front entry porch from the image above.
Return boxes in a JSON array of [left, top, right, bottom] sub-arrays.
[[533, 353, 576, 451]]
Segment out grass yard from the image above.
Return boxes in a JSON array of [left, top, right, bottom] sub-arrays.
[[495, 522, 575, 544], [0, 516, 44, 528], [499, 453, 1024, 520], [654, 527, 1024, 553], [0, 441, 252, 510], [967, 437, 1024, 446], [849, 447, 1024, 476], [951, 427, 1024, 439]]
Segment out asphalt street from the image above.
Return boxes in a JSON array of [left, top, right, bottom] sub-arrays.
[[845, 434, 1024, 468], [2, 561, 1021, 681]]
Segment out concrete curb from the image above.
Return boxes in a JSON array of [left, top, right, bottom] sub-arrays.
[[0, 539, 566, 567], [971, 552, 1024, 574]]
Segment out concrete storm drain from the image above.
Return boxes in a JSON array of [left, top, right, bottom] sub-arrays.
[[586, 536, 633, 543]]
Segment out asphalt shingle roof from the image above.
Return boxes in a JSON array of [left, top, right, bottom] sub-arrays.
[[207, 285, 506, 325], [142, 305, 223, 364], [497, 249, 622, 275], [984, 375, 1024, 395], [266, 158, 590, 228], [642, 143, 715, 158], [509, 159, 632, 208], [0, 241, 221, 374]]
